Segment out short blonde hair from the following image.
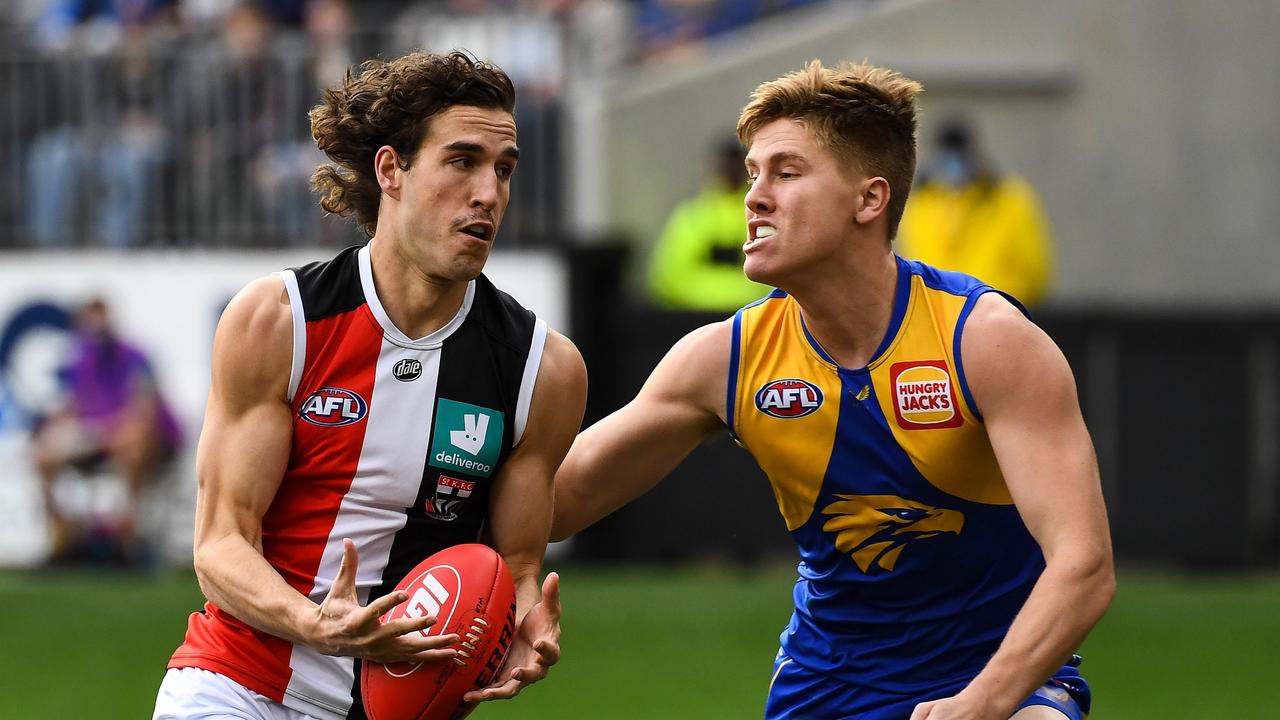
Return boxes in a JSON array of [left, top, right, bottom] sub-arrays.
[[737, 60, 923, 239]]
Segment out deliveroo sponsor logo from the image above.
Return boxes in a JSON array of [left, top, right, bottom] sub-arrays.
[[429, 398, 504, 478]]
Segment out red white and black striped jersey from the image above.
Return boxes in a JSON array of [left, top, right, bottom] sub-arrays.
[[168, 244, 547, 719]]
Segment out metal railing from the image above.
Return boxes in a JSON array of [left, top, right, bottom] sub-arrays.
[[1, 28, 566, 251]]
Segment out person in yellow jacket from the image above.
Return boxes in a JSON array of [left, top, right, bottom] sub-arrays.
[[899, 120, 1054, 307], [648, 139, 771, 310]]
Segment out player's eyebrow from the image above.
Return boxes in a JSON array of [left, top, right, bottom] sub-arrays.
[[746, 150, 808, 169], [770, 151, 808, 166], [442, 141, 520, 161]]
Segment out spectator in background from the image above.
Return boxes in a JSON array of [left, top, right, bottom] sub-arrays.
[[635, 0, 760, 59], [647, 137, 769, 310], [302, 0, 353, 85], [251, 0, 357, 246], [634, 0, 823, 60], [898, 118, 1055, 307], [31, 298, 182, 564], [24, 0, 176, 249], [35, 0, 178, 53], [565, 0, 634, 82], [179, 0, 306, 29], [176, 0, 313, 246]]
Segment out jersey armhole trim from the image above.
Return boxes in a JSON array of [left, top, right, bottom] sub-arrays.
[[953, 287, 1031, 422], [727, 308, 744, 441], [276, 270, 306, 404], [514, 317, 548, 445]]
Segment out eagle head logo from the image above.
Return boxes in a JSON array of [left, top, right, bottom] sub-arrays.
[[820, 494, 964, 573]]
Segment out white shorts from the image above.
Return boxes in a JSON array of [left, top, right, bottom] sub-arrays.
[[153, 667, 323, 720]]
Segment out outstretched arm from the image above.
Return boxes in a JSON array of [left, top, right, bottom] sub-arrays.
[[551, 320, 731, 542], [466, 329, 587, 702], [193, 276, 455, 664], [911, 294, 1115, 720]]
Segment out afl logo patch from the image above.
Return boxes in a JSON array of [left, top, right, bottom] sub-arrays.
[[393, 358, 422, 382], [755, 378, 823, 418], [890, 361, 963, 430], [298, 387, 368, 426]]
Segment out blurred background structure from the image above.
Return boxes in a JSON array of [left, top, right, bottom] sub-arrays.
[[898, 117, 1055, 309], [645, 136, 769, 311], [2, 0, 1279, 716]]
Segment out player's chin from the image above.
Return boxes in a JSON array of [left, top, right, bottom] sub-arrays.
[[742, 259, 775, 287], [446, 254, 488, 282]]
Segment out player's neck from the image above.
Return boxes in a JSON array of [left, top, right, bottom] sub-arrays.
[[791, 246, 898, 369], [367, 237, 469, 340]]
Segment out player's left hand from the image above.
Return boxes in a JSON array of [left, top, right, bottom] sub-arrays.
[[910, 694, 1003, 720], [463, 571, 562, 702]]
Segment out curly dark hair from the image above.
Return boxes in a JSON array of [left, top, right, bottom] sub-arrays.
[[309, 51, 517, 237]]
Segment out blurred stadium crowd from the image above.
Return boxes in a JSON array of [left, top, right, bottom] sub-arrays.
[[5, 1, 1278, 575], [0, 0, 833, 251]]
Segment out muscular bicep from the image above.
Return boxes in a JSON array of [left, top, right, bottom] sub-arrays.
[[194, 276, 296, 556], [551, 321, 729, 540], [963, 294, 1111, 563]]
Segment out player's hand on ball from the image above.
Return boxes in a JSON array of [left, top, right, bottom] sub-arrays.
[[463, 571, 562, 702], [310, 538, 459, 665]]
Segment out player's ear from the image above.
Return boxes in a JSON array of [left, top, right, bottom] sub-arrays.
[[374, 145, 404, 199], [853, 176, 890, 226]]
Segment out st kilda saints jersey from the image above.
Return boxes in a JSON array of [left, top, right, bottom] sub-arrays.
[[168, 244, 547, 719], [729, 256, 1047, 703]]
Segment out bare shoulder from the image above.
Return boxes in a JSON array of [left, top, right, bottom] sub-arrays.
[[642, 319, 733, 419], [509, 327, 586, 459], [211, 275, 293, 406], [220, 275, 292, 339], [961, 293, 1075, 413], [522, 327, 588, 440], [673, 319, 734, 357], [536, 328, 587, 397]]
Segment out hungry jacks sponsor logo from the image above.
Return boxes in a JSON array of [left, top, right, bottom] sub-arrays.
[[890, 361, 963, 429]]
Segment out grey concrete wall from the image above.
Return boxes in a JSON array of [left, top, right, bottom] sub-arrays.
[[587, 0, 1280, 307]]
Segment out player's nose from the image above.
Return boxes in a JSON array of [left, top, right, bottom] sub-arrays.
[[469, 171, 503, 211], [745, 177, 773, 215]]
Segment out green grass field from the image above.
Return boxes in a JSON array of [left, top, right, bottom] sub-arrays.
[[0, 565, 1276, 718]]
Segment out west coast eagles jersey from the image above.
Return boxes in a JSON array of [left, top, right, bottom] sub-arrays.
[[728, 256, 1044, 694]]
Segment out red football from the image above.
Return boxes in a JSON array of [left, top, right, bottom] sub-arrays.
[[361, 543, 517, 720]]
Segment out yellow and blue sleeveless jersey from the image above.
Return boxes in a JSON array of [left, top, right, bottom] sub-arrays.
[[728, 255, 1044, 694]]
